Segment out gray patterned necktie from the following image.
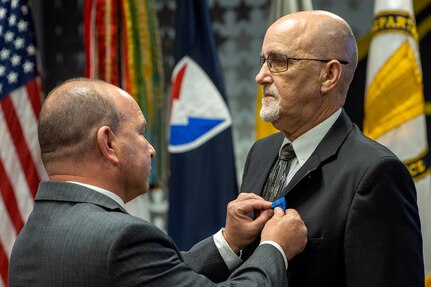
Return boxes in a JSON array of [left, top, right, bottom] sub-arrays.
[[262, 143, 296, 201]]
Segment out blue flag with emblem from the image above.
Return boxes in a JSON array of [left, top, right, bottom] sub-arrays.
[[168, 0, 238, 250]]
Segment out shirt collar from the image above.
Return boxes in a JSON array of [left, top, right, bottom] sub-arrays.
[[281, 108, 342, 166], [68, 181, 127, 209]]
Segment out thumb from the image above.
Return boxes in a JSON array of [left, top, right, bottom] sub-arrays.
[[273, 207, 284, 217]]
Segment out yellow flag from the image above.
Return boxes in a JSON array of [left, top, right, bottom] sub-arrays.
[[364, 1, 431, 283]]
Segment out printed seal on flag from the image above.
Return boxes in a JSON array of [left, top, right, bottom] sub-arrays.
[[371, 10, 418, 40], [169, 56, 232, 153]]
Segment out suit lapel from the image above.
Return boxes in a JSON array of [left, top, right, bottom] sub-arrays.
[[282, 110, 354, 196]]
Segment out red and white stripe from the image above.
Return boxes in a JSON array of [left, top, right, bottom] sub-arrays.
[[0, 77, 46, 286]]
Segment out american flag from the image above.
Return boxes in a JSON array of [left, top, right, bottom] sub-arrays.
[[0, 0, 46, 285]]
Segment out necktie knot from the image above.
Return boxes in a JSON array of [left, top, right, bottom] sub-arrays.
[[279, 143, 295, 161]]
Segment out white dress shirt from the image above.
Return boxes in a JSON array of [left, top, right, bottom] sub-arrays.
[[281, 108, 342, 186]]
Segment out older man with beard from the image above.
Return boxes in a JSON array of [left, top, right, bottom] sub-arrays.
[[240, 10, 424, 287]]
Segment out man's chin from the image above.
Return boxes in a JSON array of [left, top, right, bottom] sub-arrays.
[[260, 110, 280, 123], [261, 117, 274, 123]]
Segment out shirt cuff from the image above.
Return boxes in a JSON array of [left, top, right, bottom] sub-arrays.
[[260, 240, 288, 270], [213, 228, 243, 271]]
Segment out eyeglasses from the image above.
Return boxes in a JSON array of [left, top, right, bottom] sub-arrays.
[[260, 54, 349, 73]]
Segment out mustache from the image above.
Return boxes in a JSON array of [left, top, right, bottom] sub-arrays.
[[263, 86, 278, 98]]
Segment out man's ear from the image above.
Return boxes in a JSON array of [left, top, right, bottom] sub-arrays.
[[97, 126, 119, 165], [320, 60, 342, 94]]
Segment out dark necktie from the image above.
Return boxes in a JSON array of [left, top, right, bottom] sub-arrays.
[[262, 143, 296, 201]]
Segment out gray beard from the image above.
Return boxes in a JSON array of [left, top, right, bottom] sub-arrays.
[[260, 99, 280, 122]]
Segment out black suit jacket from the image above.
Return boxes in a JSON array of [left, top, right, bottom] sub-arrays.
[[241, 110, 424, 286], [9, 181, 288, 286]]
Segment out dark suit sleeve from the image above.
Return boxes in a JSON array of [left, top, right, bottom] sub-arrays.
[[181, 236, 230, 282], [106, 221, 288, 286], [344, 156, 424, 287]]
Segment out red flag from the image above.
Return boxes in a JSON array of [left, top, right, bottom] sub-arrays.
[[0, 0, 47, 284]]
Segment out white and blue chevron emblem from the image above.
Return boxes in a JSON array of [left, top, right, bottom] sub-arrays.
[[169, 56, 232, 153]]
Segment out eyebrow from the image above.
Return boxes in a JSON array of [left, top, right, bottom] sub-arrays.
[[264, 49, 287, 56]]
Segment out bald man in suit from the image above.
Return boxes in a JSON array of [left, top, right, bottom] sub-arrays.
[[241, 10, 424, 286]]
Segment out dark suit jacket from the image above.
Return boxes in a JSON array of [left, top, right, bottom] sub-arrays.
[[241, 110, 424, 287], [9, 181, 287, 286]]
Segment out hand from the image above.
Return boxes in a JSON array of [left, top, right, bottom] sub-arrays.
[[261, 208, 307, 260], [223, 193, 273, 253]]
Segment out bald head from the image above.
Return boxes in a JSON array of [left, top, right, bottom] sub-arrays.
[[38, 78, 123, 167], [268, 10, 358, 94]]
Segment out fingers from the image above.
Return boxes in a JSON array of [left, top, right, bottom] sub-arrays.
[[224, 193, 277, 251], [236, 193, 271, 206], [273, 207, 284, 216], [236, 200, 272, 215], [233, 193, 272, 214], [252, 209, 274, 225], [260, 208, 308, 260], [237, 192, 264, 200], [247, 206, 290, 232]]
